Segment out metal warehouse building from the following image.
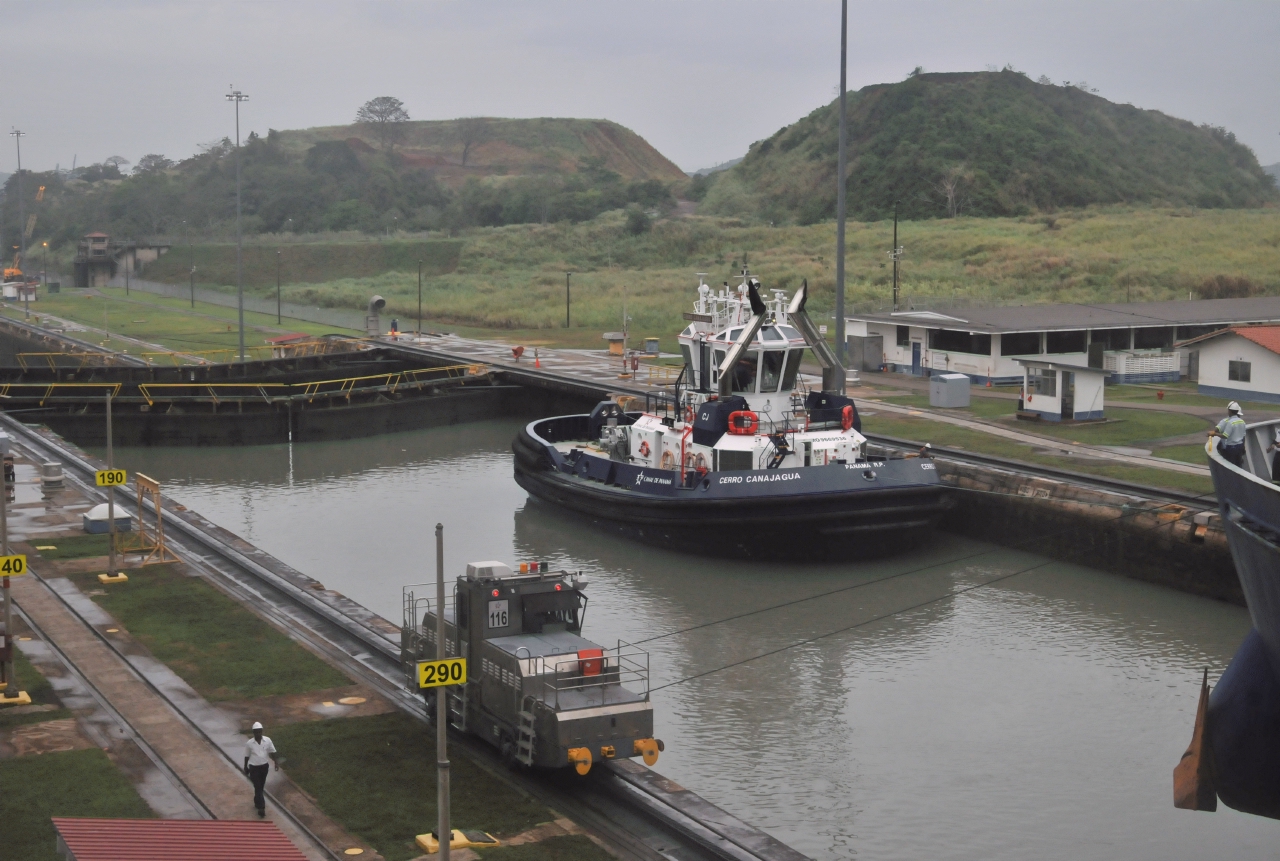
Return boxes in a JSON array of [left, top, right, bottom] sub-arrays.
[[844, 296, 1280, 385]]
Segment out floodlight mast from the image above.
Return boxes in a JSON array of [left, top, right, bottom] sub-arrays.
[[10, 130, 26, 314], [226, 88, 250, 364], [833, 0, 848, 393]]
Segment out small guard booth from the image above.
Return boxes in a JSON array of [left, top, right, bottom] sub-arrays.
[[1014, 358, 1109, 422]]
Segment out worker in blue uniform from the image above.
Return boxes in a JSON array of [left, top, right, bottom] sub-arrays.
[[1211, 402, 1248, 467]]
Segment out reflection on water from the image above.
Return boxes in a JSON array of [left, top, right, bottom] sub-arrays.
[[112, 420, 1273, 860]]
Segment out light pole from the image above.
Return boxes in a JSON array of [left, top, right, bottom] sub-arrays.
[[10, 130, 26, 316], [226, 87, 249, 364], [565, 272, 572, 328], [41, 241, 47, 289], [184, 220, 195, 308], [124, 238, 130, 296], [833, 0, 848, 392], [276, 249, 281, 325], [417, 259, 423, 338]]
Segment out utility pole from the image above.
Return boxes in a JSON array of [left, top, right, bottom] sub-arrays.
[[889, 202, 903, 312], [417, 259, 423, 339], [276, 250, 281, 325], [10, 131, 25, 293], [185, 220, 195, 308], [435, 523, 451, 861], [124, 239, 130, 296], [106, 391, 116, 581], [565, 272, 572, 328], [833, 0, 848, 393], [0, 431, 14, 704], [226, 88, 249, 364]]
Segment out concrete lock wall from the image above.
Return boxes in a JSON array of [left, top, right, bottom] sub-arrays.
[[936, 461, 1240, 604]]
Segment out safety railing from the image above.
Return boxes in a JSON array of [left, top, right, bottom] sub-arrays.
[[16, 339, 369, 370], [527, 640, 651, 710], [0, 381, 124, 406]]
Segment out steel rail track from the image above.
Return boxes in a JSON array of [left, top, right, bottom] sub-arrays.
[[8, 596, 216, 821], [0, 415, 797, 861]]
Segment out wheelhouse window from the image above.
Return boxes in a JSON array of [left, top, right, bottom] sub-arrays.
[[729, 352, 759, 393], [929, 329, 992, 355], [761, 327, 783, 341], [712, 349, 725, 382], [1229, 360, 1252, 383], [760, 351, 785, 392], [781, 350, 804, 391], [1045, 330, 1087, 354]]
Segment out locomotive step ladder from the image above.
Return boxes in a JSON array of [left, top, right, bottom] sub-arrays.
[[448, 683, 469, 732], [515, 696, 537, 767]]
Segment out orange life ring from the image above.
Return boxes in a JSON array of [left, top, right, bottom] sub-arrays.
[[694, 452, 708, 476], [638, 440, 651, 458], [684, 405, 695, 423], [727, 410, 759, 435], [841, 404, 854, 431], [660, 449, 677, 470]]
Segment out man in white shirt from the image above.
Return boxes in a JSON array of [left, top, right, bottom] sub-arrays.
[[243, 721, 279, 818]]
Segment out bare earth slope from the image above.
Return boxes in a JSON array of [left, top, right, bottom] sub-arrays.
[[276, 117, 688, 187]]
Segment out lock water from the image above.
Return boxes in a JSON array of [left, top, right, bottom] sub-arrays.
[[113, 418, 1274, 860]]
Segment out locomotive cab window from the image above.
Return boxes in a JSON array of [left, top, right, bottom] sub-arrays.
[[521, 590, 583, 634]]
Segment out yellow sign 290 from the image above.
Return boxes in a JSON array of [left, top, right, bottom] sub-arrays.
[[0, 554, 27, 577], [95, 470, 127, 487], [417, 658, 467, 689]]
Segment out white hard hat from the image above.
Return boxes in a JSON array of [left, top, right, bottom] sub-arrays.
[[251, 721, 263, 730], [1228, 401, 1242, 415]]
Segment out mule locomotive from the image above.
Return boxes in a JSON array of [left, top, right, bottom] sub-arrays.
[[401, 560, 661, 774]]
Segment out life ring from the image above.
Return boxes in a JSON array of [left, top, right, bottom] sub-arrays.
[[727, 410, 758, 435], [684, 405, 695, 423], [684, 451, 709, 476], [660, 449, 677, 470], [638, 440, 651, 458], [841, 405, 854, 431]]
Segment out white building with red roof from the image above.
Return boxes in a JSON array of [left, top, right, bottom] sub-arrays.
[[1179, 325, 1280, 404]]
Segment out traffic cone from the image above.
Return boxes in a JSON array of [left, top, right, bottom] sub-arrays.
[[534, 349, 541, 369], [986, 379, 992, 387]]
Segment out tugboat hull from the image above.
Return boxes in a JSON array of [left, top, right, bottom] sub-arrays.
[[514, 416, 951, 558]]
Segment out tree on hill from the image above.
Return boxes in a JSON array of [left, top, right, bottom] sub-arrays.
[[701, 70, 1279, 223], [457, 117, 490, 166], [355, 96, 410, 151]]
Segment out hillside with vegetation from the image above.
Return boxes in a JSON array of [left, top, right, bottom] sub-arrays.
[[0, 112, 684, 255], [128, 205, 1280, 346], [698, 70, 1278, 224]]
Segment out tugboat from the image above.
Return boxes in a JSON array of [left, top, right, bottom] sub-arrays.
[[1176, 421, 1280, 817], [512, 273, 951, 557]]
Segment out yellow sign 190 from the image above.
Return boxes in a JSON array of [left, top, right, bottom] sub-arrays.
[[95, 470, 127, 487], [417, 658, 467, 689], [0, 554, 27, 577]]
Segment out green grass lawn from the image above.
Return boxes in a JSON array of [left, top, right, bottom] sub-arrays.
[[70, 565, 349, 701], [0, 646, 72, 730], [1106, 384, 1274, 411], [0, 748, 155, 861], [1012, 406, 1209, 446], [1152, 443, 1213, 465], [2, 287, 362, 361], [32, 533, 114, 560], [874, 394, 1017, 420], [863, 413, 1216, 496], [476, 836, 613, 861], [273, 712, 566, 861]]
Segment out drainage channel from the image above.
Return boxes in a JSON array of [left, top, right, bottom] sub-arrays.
[[1, 415, 808, 861]]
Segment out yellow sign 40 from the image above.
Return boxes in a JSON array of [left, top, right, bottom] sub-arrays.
[[0, 554, 27, 577], [417, 658, 467, 689], [95, 470, 128, 487]]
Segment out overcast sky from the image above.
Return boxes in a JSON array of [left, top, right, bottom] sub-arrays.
[[5, 1, 1279, 175]]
